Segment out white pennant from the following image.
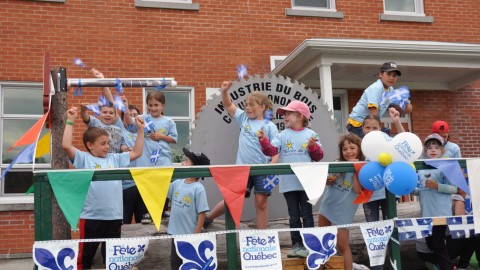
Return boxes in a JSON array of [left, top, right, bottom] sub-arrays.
[[360, 220, 394, 267], [239, 230, 282, 270], [106, 238, 149, 270], [466, 159, 480, 234], [175, 233, 218, 269], [33, 241, 78, 270], [290, 163, 329, 205]]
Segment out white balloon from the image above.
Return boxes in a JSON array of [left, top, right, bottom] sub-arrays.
[[361, 131, 393, 161], [390, 132, 423, 163]]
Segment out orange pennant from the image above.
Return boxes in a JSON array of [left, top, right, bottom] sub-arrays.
[[353, 162, 375, 204], [8, 112, 48, 152], [209, 166, 250, 228]]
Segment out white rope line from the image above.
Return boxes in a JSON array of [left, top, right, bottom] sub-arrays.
[[35, 214, 475, 244]]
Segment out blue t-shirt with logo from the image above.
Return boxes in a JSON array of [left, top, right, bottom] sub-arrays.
[[72, 150, 130, 220], [167, 179, 209, 235], [270, 128, 322, 193], [130, 114, 178, 167], [416, 169, 452, 217], [234, 108, 279, 165], [349, 79, 392, 124], [319, 172, 359, 225]]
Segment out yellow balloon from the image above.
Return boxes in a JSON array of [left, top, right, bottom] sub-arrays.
[[378, 152, 393, 167], [409, 162, 416, 170]]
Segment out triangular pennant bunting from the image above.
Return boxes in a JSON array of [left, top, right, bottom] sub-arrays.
[[33, 241, 78, 270], [360, 220, 394, 266], [353, 162, 374, 204], [106, 238, 149, 269], [300, 227, 338, 269], [48, 171, 94, 231], [290, 163, 329, 205], [8, 112, 48, 152], [35, 131, 51, 158], [424, 159, 469, 195], [175, 233, 217, 270], [209, 166, 250, 228], [130, 168, 174, 231]]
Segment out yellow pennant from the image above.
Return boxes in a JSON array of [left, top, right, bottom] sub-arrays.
[[35, 132, 51, 158], [130, 167, 174, 231]]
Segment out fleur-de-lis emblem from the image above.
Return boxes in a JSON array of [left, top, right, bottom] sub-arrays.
[[268, 236, 275, 244], [137, 244, 146, 253], [385, 225, 392, 233], [303, 233, 336, 269], [34, 247, 75, 270], [177, 240, 216, 270]]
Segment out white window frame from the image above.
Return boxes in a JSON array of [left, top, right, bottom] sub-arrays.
[[291, 0, 336, 11], [384, 0, 425, 16], [0, 82, 51, 203], [143, 86, 195, 164]]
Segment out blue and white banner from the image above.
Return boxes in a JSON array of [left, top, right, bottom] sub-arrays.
[[33, 241, 78, 270], [175, 234, 217, 270], [466, 159, 480, 234], [106, 238, 149, 270], [395, 218, 432, 241], [239, 230, 282, 270], [300, 227, 337, 270], [447, 215, 475, 239], [360, 220, 393, 266]]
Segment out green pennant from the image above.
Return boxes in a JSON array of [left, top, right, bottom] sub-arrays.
[[47, 171, 94, 231], [25, 184, 35, 194]]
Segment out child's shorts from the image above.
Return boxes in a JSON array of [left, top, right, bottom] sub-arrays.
[[245, 175, 271, 198]]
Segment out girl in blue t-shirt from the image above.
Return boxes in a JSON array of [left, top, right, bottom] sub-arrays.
[[414, 133, 458, 270], [258, 100, 323, 258], [319, 133, 364, 270], [205, 81, 279, 230]]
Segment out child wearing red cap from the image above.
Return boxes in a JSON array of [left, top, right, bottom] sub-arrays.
[[431, 120, 461, 158], [257, 100, 324, 258]]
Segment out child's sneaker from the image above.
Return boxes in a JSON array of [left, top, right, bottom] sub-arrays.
[[287, 244, 301, 258], [295, 246, 309, 258], [141, 213, 152, 224]]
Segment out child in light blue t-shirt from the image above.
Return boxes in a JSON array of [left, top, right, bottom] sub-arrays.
[[205, 81, 279, 230], [62, 107, 144, 270], [168, 147, 210, 269], [318, 133, 363, 270], [127, 91, 178, 167], [347, 62, 412, 138], [413, 133, 458, 270], [258, 100, 323, 258]]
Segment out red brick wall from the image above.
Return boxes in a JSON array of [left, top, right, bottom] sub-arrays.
[[0, 211, 34, 255]]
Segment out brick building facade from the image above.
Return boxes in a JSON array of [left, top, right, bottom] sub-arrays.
[[1, 0, 480, 258]]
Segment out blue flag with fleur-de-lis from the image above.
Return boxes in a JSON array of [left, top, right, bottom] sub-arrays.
[[33, 241, 78, 270], [447, 215, 475, 239], [174, 234, 217, 270], [300, 227, 337, 269]]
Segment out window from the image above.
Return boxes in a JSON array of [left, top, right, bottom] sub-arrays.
[[292, 0, 333, 10], [144, 87, 194, 163], [0, 82, 51, 198], [287, 0, 343, 18], [134, 0, 199, 10], [384, 0, 424, 15]]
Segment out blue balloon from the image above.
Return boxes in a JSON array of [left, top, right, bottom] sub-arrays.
[[359, 162, 385, 191], [383, 162, 418, 196]]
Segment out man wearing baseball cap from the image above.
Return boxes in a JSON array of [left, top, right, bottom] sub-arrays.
[[431, 120, 461, 158]]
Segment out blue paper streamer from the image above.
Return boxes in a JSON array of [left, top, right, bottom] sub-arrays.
[[73, 79, 82, 96]]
